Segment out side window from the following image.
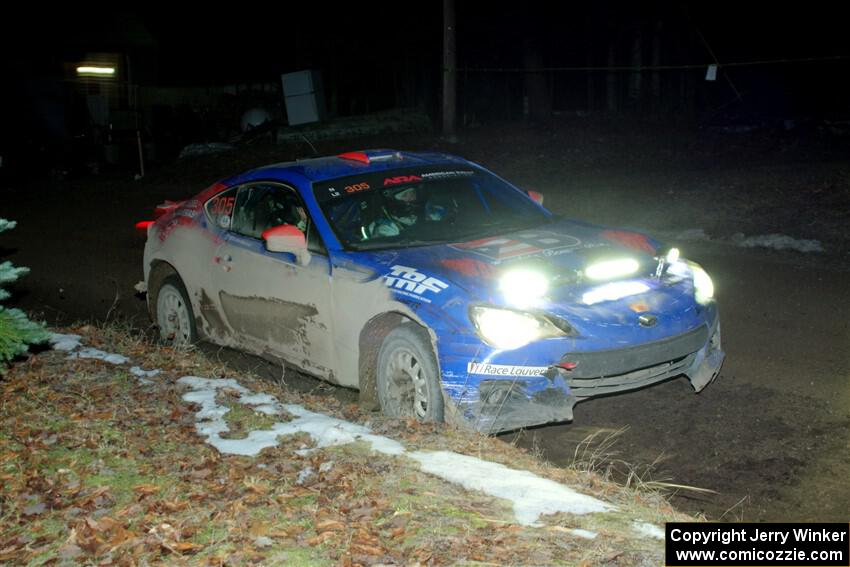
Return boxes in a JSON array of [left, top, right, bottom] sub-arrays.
[[205, 187, 238, 230], [231, 183, 327, 254]]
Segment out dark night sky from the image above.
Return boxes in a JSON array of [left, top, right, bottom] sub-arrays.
[[7, 4, 849, 76], [3, 3, 850, 120]]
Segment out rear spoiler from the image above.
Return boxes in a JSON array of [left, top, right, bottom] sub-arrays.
[[135, 200, 185, 235]]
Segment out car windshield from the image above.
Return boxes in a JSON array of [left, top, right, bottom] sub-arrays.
[[313, 166, 552, 250]]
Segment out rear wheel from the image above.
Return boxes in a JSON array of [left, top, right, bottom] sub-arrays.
[[154, 275, 197, 347], [376, 324, 444, 421]]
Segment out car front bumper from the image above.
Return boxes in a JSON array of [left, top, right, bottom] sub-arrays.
[[444, 318, 724, 434]]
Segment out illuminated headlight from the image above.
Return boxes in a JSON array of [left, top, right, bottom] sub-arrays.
[[665, 247, 680, 263], [585, 258, 639, 281], [691, 263, 715, 304], [499, 269, 549, 308], [668, 260, 715, 304], [470, 306, 568, 350]]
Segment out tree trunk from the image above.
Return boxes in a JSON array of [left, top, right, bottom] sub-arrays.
[[442, 0, 457, 136], [523, 40, 551, 121], [606, 42, 617, 114]]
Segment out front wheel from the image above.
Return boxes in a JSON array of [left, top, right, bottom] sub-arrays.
[[376, 324, 444, 422], [154, 275, 197, 347]]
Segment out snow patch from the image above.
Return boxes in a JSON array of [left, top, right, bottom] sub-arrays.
[[130, 366, 161, 378], [569, 528, 598, 540], [732, 233, 824, 253], [48, 333, 82, 352], [674, 228, 710, 242], [670, 228, 824, 253], [176, 377, 406, 458], [633, 521, 665, 540], [408, 450, 613, 526], [177, 376, 612, 527], [49, 337, 621, 530], [69, 347, 129, 365]]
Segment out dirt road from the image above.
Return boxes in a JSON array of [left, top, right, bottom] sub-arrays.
[[510, 242, 850, 521]]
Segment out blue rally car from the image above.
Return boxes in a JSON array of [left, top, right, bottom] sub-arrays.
[[142, 149, 724, 433]]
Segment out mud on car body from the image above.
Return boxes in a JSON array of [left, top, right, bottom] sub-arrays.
[[141, 149, 724, 433]]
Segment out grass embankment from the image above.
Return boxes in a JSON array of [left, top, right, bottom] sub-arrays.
[[0, 324, 689, 565]]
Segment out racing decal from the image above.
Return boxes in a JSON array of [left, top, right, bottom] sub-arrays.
[[439, 258, 496, 279], [313, 167, 477, 203], [452, 231, 581, 262], [467, 362, 548, 377], [601, 229, 655, 254], [383, 265, 448, 303], [209, 195, 236, 216], [419, 170, 475, 180], [384, 175, 422, 186], [344, 182, 371, 194]]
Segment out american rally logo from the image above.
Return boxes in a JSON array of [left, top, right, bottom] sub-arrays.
[[452, 231, 581, 262], [383, 265, 448, 303]]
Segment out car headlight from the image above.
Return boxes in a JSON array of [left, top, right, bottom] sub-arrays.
[[470, 305, 569, 350], [691, 263, 715, 304], [668, 260, 714, 304]]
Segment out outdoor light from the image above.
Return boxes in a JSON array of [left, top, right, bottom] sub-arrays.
[[499, 268, 549, 308], [585, 258, 639, 281], [582, 281, 650, 305], [76, 66, 116, 76], [470, 306, 566, 350]]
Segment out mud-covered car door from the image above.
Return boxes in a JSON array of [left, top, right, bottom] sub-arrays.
[[211, 181, 335, 380]]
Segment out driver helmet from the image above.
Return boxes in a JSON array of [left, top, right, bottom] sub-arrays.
[[385, 185, 420, 226]]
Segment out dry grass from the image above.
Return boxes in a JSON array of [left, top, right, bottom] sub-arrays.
[[0, 322, 687, 565]]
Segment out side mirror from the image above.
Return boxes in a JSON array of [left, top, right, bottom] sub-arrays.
[[526, 190, 544, 205], [261, 224, 311, 266]]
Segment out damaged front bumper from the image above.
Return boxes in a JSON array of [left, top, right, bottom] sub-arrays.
[[449, 320, 725, 434]]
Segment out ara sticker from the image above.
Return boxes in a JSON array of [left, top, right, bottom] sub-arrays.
[[384, 175, 422, 186]]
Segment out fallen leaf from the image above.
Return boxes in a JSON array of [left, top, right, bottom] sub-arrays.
[[306, 531, 336, 546], [160, 499, 188, 513], [315, 519, 345, 532], [133, 484, 160, 496], [350, 543, 384, 557], [171, 541, 203, 552]]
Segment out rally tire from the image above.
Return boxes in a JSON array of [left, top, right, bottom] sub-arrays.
[[376, 324, 444, 422], [154, 275, 197, 348]]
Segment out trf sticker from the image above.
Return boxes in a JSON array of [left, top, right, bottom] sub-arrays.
[[384, 265, 448, 303]]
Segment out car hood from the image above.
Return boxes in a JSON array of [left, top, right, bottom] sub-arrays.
[[342, 218, 705, 340], [357, 218, 660, 296]]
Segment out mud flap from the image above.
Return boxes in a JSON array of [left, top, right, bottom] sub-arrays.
[[688, 324, 725, 392]]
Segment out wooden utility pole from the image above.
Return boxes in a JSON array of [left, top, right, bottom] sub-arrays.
[[442, 0, 456, 137]]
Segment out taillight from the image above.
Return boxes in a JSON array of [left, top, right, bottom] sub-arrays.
[[135, 220, 154, 235]]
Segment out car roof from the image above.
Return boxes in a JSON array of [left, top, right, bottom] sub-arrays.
[[229, 149, 475, 185]]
